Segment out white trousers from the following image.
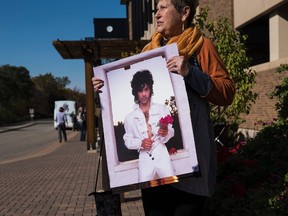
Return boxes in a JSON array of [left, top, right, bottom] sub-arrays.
[[138, 141, 175, 182]]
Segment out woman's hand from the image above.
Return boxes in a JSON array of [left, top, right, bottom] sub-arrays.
[[92, 77, 104, 92], [167, 56, 190, 77]]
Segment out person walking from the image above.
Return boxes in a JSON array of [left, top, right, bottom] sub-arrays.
[[81, 106, 87, 141], [123, 69, 175, 182], [92, 0, 235, 215], [54, 107, 68, 143]]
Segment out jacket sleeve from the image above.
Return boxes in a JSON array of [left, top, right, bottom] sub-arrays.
[[192, 38, 235, 106], [184, 57, 212, 97]]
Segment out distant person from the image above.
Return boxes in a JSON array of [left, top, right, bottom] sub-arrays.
[[54, 107, 68, 143], [77, 106, 87, 141], [123, 70, 175, 182], [81, 107, 87, 140], [70, 111, 77, 131]]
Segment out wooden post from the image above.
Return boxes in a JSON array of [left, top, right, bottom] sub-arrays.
[[82, 46, 96, 150]]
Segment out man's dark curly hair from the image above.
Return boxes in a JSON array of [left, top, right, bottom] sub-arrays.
[[131, 69, 154, 104]]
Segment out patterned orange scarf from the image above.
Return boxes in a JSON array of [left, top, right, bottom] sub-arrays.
[[142, 26, 204, 60]]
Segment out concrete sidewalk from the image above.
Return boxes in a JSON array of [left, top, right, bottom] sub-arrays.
[[0, 121, 37, 133], [0, 123, 144, 216]]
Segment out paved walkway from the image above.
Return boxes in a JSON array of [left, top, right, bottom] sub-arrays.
[[0, 122, 144, 216]]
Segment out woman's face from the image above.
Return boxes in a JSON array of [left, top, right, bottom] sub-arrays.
[[155, 0, 183, 38]]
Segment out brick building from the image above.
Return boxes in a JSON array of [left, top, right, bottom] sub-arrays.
[[234, 0, 288, 133], [121, 0, 288, 134]]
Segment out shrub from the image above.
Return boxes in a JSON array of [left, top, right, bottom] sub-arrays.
[[209, 65, 288, 215]]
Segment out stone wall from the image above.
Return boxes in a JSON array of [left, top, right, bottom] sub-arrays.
[[199, 0, 234, 22]]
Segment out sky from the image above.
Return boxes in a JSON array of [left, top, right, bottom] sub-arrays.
[[0, 0, 126, 92]]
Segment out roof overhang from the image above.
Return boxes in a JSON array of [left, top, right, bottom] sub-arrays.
[[52, 39, 149, 60]]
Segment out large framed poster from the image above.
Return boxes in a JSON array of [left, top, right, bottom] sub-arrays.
[[93, 43, 199, 192]]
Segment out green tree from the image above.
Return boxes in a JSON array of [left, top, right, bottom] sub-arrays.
[[31, 73, 70, 115], [63, 87, 86, 108], [0, 64, 34, 123], [0, 64, 85, 124], [209, 64, 288, 215], [195, 5, 258, 126], [269, 64, 288, 122]]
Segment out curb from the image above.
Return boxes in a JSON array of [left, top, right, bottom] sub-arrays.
[[0, 122, 37, 133]]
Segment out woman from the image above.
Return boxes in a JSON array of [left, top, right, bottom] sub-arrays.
[[92, 0, 235, 215], [77, 106, 86, 141]]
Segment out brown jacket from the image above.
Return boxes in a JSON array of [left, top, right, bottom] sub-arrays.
[[173, 37, 235, 197], [198, 38, 235, 105]]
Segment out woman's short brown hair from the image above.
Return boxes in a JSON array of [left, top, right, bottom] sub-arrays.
[[170, 0, 199, 27]]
